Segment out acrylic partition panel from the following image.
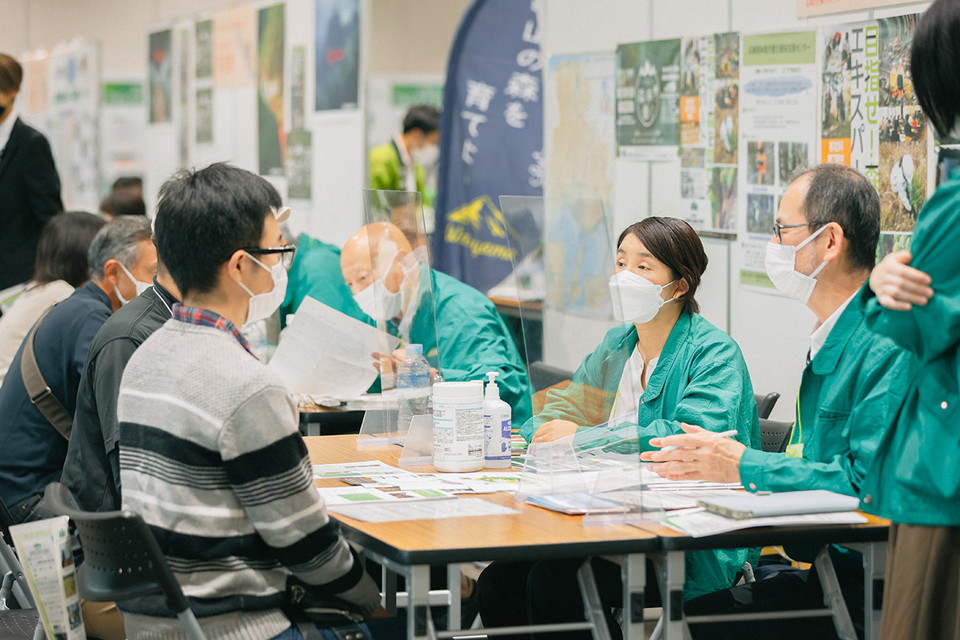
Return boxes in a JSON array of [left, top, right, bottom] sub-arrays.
[[355, 189, 441, 449]]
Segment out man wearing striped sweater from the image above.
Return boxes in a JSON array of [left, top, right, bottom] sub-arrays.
[[117, 163, 386, 640]]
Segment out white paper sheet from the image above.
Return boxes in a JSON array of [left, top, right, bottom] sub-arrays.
[[660, 508, 868, 538], [330, 497, 520, 522], [269, 296, 399, 396], [316, 486, 458, 505]]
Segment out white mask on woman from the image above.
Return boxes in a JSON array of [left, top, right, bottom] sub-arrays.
[[608, 270, 678, 324], [238, 252, 288, 324], [764, 224, 828, 303]]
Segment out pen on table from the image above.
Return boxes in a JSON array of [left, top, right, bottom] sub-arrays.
[[658, 429, 739, 453]]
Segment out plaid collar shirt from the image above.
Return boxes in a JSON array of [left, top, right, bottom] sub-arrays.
[[172, 303, 254, 356]]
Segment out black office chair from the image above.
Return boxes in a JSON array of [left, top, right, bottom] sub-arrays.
[[754, 392, 781, 420], [42, 483, 207, 640], [528, 361, 574, 391], [0, 497, 43, 640], [759, 418, 794, 453]]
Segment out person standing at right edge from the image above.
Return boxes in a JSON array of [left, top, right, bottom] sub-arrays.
[[857, 1, 960, 638], [0, 53, 63, 291]]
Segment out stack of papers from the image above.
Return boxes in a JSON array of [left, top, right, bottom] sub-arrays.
[[330, 498, 520, 523], [661, 508, 867, 538], [313, 461, 523, 495]]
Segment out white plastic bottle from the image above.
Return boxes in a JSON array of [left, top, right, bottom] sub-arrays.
[[432, 381, 484, 472], [483, 372, 512, 469]]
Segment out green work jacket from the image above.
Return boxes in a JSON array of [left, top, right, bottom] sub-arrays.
[[739, 290, 915, 496], [369, 141, 429, 202], [404, 269, 532, 425], [521, 312, 760, 600], [281, 233, 372, 327], [860, 166, 960, 526]]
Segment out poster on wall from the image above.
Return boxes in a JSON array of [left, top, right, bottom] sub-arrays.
[[258, 4, 285, 175], [101, 81, 145, 192], [213, 4, 256, 89], [797, 0, 909, 18], [737, 31, 819, 290], [876, 14, 928, 255], [286, 129, 312, 199], [178, 25, 192, 166], [48, 44, 100, 211], [23, 58, 49, 114], [544, 52, 616, 318], [314, 0, 360, 111], [616, 38, 681, 160], [818, 15, 930, 258], [678, 33, 740, 238], [148, 30, 172, 123], [195, 19, 213, 80]]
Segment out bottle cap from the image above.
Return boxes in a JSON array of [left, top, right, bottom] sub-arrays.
[[485, 371, 500, 399]]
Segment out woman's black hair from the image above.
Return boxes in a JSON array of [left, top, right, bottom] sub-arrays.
[[911, 0, 960, 138], [33, 212, 107, 288]]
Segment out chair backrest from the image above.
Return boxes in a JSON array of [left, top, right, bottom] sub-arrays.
[[529, 361, 574, 391], [754, 392, 781, 420], [759, 418, 794, 453], [42, 483, 190, 616]]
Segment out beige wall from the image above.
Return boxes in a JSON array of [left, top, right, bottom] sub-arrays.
[[0, 0, 468, 77]]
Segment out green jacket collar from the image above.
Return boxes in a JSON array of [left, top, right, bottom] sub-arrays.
[[617, 312, 693, 402], [811, 288, 866, 375]]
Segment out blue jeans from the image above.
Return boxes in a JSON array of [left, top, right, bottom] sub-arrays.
[[269, 627, 302, 640]]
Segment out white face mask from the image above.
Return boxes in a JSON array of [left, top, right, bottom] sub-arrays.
[[412, 144, 439, 168], [764, 224, 829, 303], [238, 252, 288, 324], [354, 279, 402, 321], [608, 270, 678, 324], [115, 263, 152, 305]]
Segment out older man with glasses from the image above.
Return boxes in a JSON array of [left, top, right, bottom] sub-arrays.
[[641, 164, 916, 639]]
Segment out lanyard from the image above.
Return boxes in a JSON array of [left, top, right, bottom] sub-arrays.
[[785, 379, 804, 458]]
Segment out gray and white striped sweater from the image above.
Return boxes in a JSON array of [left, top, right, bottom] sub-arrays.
[[117, 319, 379, 640]]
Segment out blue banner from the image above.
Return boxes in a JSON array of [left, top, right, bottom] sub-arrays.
[[432, 0, 543, 293]]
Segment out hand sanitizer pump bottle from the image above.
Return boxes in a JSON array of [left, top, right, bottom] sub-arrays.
[[483, 371, 512, 469]]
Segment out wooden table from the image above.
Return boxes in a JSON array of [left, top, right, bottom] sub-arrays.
[[305, 435, 658, 640], [637, 517, 890, 640]]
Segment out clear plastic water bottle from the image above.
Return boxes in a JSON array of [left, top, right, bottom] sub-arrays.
[[241, 319, 269, 362], [396, 344, 432, 431]]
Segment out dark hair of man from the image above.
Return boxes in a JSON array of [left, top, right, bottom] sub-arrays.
[[402, 104, 440, 134], [911, 0, 960, 138], [112, 176, 143, 191], [153, 163, 281, 297], [0, 53, 23, 92], [617, 217, 708, 315], [791, 164, 880, 271], [100, 190, 147, 218], [32, 212, 107, 288]]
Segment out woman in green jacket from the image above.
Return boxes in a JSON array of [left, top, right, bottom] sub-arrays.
[[858, 3, 960, 637], [478, 218, 760, 639]]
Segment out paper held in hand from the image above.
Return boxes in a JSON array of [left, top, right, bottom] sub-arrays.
[[268, 296, 399, 397]]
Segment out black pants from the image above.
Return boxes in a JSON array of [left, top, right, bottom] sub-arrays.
[[8, 493, 56, 525], [684, 560, 865, 640], [476, 558, 661, 640]]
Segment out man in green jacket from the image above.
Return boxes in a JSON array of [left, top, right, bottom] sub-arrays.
[[368, 105, 439, 235], [280, 232, 372, 326], [645, 164, 916, 638], [340, 222, 532, 423]]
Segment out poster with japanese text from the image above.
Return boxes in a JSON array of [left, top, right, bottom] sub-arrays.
[[258, 4, 285, 175], [213, 4, 256, 89], [678, 33, 739, 238], [616, 39, 681, 160], [737, 31, 819, 290]]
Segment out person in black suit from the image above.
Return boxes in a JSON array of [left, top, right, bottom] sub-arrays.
[[0, 53, 63, 291]]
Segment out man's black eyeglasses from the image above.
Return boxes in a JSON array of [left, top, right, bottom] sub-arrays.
[[240, 244, 297, 269], [771, 221, 825, 244]]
